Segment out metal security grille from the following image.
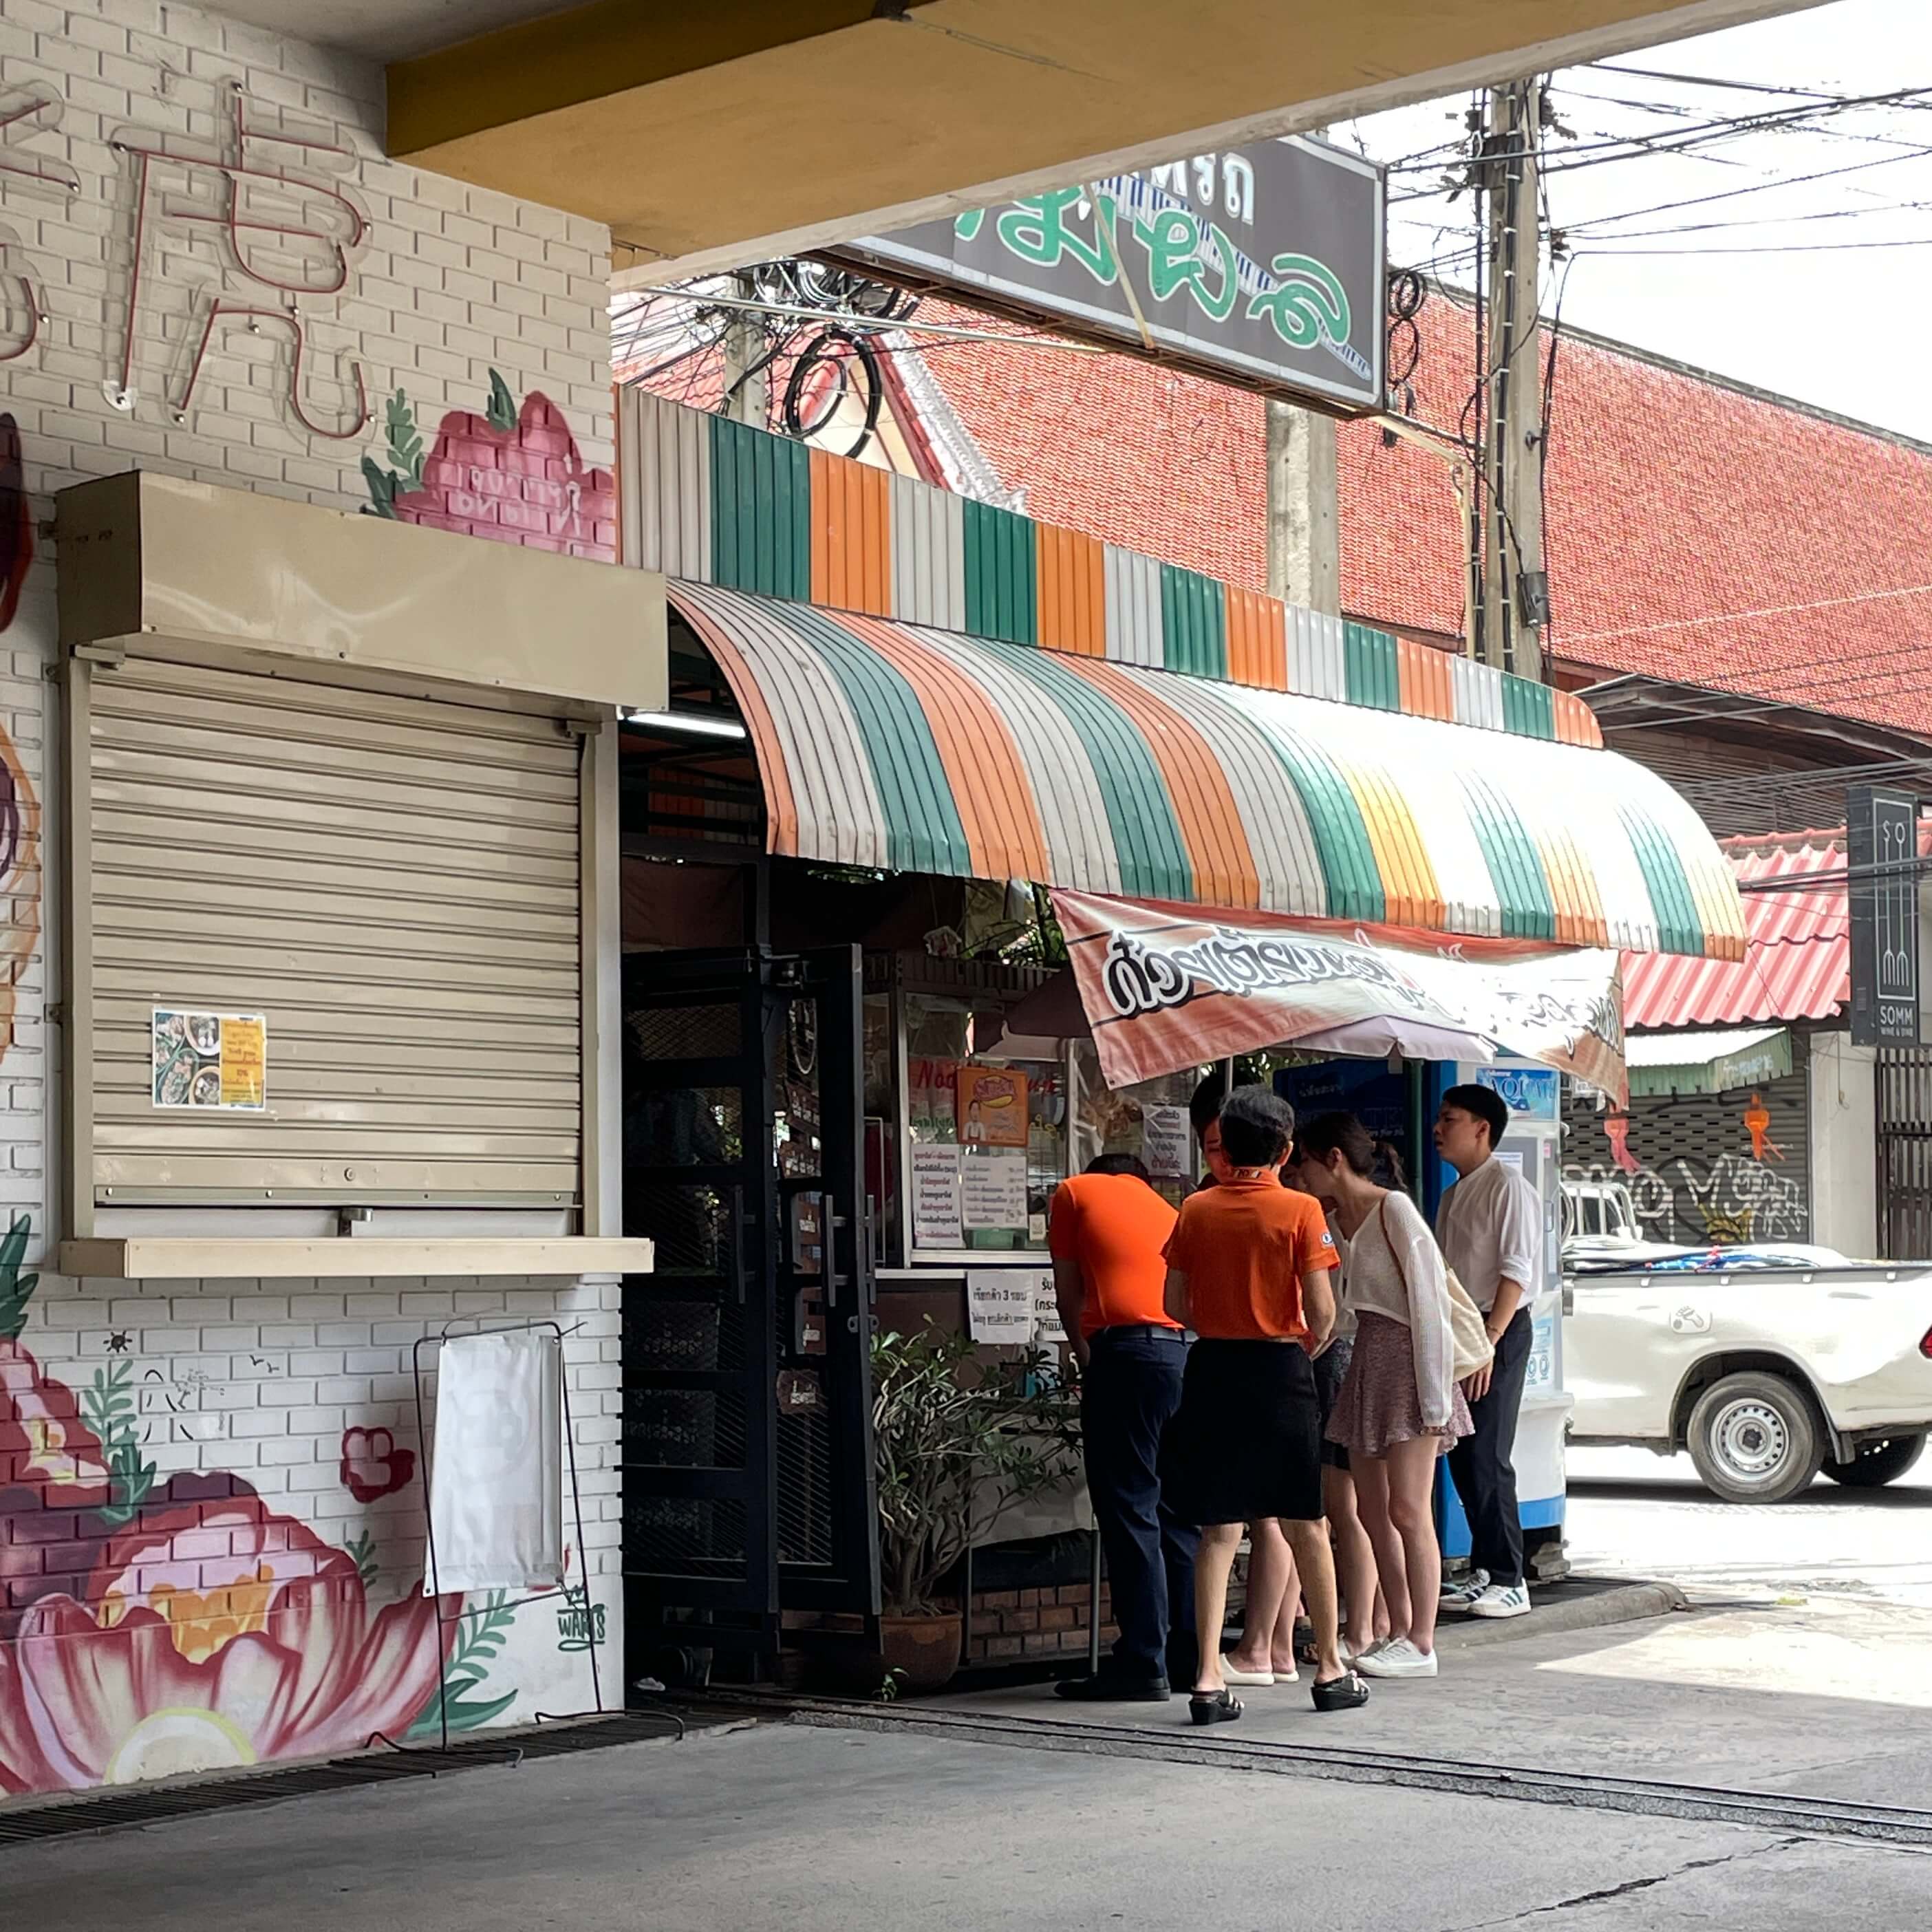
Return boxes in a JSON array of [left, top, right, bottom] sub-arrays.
[[83, 656, 583, 1205], [1879, 1047, 1932, 1258], [1562, 1062, 1811, 1247]]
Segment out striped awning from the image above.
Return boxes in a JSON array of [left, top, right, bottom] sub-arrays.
[[669, 582, 1748, 961]]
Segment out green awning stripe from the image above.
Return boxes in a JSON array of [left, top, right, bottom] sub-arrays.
[[1460, 775, 1558, 942], [783, 605, 972, 876], [972, 632, 1194, 901], [1619, 802, 1706, 957], [1244, 715, 1386, 923]]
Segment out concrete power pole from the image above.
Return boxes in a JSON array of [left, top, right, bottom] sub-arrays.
[[1265, 401, 1340, 613], [1477, 78, 1549, 682], [722, 271, 771, 429]]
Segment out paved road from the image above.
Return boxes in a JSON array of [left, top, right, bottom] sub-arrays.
[[1566, 1443, 1932, 1609]]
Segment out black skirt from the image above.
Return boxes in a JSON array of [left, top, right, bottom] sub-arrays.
[[1161, 1338, 1325, 1527]]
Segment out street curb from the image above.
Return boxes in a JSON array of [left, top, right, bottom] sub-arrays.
[[1436, 1578, 1688, 1650]]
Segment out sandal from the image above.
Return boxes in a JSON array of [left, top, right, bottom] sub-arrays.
[[1311, 1670, 1371, 1713], [1189, 1688, 1243, 1726]]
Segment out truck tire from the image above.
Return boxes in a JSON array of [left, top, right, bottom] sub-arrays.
[[1823, 1434, 1926, 1489], [1687, 1372, 1824, 1504]]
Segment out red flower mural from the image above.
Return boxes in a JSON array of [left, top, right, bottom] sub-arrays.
[[339, 1424, 416, 1503], [1, 1339, 113, 1639], [0, 1495, 451, 1790]]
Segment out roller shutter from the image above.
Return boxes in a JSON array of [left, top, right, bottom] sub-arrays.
[[83, 655, 584, 1206]]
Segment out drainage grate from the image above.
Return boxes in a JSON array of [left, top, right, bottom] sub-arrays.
[[0, 1709, 719, 1845]]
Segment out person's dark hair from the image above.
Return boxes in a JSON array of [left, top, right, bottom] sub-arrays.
[[1085, 1152, 1152, 1183], [1218, 1086, 1296, 1168], [1443, 1082, 1510, 1152], [1372, 1135, 1410, 1196], [1295, 1110, 1375, 1177], [1189, 1069, 1254, 1139]]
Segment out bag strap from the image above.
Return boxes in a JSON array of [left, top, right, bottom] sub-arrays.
[[1376, 1196, 1410, 1300]]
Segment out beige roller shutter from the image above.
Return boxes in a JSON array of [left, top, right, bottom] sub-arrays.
[[84, 655, 583, 1206]]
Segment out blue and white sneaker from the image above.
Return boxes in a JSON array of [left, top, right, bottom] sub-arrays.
[[1439, 1569, 1488, 1613], [1468, 1582, 1532, 1620]]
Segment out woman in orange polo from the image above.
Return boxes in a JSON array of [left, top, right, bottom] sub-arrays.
[[1162, 1086, 1370, 1723]]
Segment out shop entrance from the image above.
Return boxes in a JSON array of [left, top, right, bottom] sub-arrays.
[[621, 945, 879, 1682]]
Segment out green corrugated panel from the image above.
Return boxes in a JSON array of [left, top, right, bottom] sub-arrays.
[[1501, 675, 1556, 740], [1159, 564, 1228, 678], [709, 414, 808, 599], [962, 498, 1038, 644], [1342, 622, 1399, 709]]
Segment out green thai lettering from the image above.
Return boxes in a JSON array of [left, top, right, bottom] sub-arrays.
[[1134, 208, 1239, 323], [996, 188, 1119, 286], [954, 208, 986, 241], [1247, 253, 1352, 351]]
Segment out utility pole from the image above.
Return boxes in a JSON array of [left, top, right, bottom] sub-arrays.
[[721, 270, 770, 428], [1265, 400, 1340, 614], [1476, 78, 1549, 682]]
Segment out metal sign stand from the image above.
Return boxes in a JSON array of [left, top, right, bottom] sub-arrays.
[[409, 1317, 605, 1752]]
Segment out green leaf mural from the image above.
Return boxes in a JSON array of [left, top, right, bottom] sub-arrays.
[[384, 388, 426, 491], [81, 1356, 158, 1527], [0, 1210, 36, 1340], [484, 368, 517, 434], [409, 1591, 521, 1738]]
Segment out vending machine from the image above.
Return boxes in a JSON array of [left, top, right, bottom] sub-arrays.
[[1436, 1061, 1571, 1578]]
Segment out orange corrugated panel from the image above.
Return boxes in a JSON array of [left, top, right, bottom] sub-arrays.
[[1396, 636, 1455, 720], [808, 449, 890, 616], [1223, 586, 1285, 689], [1552, 689, 1603, 748], [1037, 523, 1106, 656]]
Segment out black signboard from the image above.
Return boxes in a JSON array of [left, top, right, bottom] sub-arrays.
[[831, 136, 1386, 414], [1849, 784, 1920, 1046]]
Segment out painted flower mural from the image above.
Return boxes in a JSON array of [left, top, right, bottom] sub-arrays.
[[1, 1335, 112, 1640], [0, 1494, 451, 1790]]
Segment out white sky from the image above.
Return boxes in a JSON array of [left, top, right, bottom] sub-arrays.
[[1344, 0, 1932, 438]]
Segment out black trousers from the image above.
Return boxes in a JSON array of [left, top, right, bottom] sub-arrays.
[[1447, 1307, 1533, 1587], [1080, 1327, 1199, 1680]]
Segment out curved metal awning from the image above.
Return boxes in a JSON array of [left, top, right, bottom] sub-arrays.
[[669, 581, 1747, 963]]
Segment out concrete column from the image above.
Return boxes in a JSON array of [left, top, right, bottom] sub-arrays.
[[1265, 400, 1340, 615], [1808, 1031, 1878, 1260]]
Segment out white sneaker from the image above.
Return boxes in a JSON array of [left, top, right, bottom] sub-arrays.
[[1468, 1582, 1532, 1620], [1439, 1570, 1489, 1612], [1355, 1637, 1438, 1679]]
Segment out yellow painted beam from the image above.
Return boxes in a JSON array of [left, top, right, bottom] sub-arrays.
[[388, 0, 1825, 279]]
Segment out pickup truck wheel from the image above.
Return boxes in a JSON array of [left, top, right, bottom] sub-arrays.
[[1823, 1435, 1926, 1489], [1687, 1373, 1824, 1504]]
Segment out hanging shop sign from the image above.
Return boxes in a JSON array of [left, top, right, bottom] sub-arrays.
[[1847, 784, 1920, 1046], [1052, 890, 1626, 1102], [832, 136, 1386, 412], [151, 1008, 267, 1111]]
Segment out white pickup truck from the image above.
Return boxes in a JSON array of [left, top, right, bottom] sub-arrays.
[[1563, 1183, 1932, 1503]]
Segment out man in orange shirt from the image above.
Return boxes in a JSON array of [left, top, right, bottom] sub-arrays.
[[1049, 1152, 1195, 1702]]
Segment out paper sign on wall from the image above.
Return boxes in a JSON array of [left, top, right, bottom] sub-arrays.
[[152, 1008, 267, 1110], [1031, 1271, 1068, 1346], [911, 1143, 963, 1247], [1141, 1105, 1189, 1179], [956, 1064, 1029, 1148], [967, 1270, 1036, 1344], [960, 1146, 1028, 1229]]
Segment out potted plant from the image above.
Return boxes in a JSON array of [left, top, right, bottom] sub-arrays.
[[870, 1322, 1079, 1693]]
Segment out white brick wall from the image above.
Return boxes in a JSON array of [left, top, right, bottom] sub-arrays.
[[0, 0, 626, 1794]]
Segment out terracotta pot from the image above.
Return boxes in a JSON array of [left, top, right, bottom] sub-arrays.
[[877, 1610, 963, 1693]]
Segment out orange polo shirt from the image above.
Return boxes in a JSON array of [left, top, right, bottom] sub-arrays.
[[1048, 1173, 1181, 1338], [1163, 1177, 1338, 1340]]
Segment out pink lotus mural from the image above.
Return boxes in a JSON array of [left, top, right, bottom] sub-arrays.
[[0, 1495, 451, 1790]]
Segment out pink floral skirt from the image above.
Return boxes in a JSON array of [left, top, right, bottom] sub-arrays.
[[1326, 1312, 1472, 1460]]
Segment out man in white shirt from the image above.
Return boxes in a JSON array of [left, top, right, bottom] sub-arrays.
[[1432, 1084, 1541, 1621]]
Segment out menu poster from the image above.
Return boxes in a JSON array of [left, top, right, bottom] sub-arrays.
[[1141, 1104, 1190, 1179], [911, 1143, 963, 1247], [1031, 1270, 1068, 1346], [908, 1058, 958, 1138], [967, 1270, 1036, 1345], [956, 1065, 1029, 1148], [960, 1146, 1028, 1230]]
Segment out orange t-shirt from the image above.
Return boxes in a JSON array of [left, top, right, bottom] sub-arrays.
[[1163, 1177, 1338, 1340], [1047, 1173, 1181, 1338]]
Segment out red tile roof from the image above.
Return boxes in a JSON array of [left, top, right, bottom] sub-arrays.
[[903, 294, 1932, 733], [1621, 831, 1849, 1030]]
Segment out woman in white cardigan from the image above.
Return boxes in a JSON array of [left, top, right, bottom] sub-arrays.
[[1292, 1113, 1472, 1680]]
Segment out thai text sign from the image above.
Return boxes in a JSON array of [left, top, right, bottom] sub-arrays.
[[1053, 890, 1625, 1103], [835, 137, 1386, 411]]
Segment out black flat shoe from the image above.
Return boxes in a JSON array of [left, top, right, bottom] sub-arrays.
[[1189, 1688, 1243, 1726], [1055, 1672, 1170, 1703], [1311, 1670, 1371, 1712]]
